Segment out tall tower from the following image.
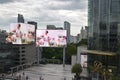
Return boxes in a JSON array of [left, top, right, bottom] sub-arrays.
[[64, 21, 71, 44], [18, 14, 24, 23], [88, 0, 120, 52]]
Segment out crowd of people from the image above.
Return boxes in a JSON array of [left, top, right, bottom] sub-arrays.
[[16, 72, 28, 80], [15, 72, 44, 80]]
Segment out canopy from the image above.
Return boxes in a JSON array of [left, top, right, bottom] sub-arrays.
[[82, 50, 116, 56]]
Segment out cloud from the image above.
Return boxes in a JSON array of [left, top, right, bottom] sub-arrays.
[[0, 0, 23, 4], [44, 0, 87, 11], [0, 0, 14, 3], [0, 0, 88, 36]]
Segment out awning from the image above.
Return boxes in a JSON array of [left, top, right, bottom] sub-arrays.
[[82, 50, 117, 56]]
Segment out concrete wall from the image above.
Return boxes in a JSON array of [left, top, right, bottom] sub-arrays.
[[71, 55, 77, 66]]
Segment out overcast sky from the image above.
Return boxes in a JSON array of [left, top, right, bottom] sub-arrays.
[[0, 0, 88, 36]]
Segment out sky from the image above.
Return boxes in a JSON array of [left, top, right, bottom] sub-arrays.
[[0, 0, 88, 36]]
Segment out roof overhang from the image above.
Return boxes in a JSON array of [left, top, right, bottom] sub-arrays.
[[82, 50, 117, 56]]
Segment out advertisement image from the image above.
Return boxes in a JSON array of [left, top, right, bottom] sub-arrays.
[[36, 30, 67, 47], [80, 54, 87, 68], [6, 23, 35, 44]]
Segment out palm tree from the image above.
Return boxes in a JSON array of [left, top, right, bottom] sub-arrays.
[[71, 64, 82, 80]]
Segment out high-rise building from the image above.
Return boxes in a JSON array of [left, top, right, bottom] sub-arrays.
[[47, 25, 56, 30], [88, 0, 120, 73], [0, 30, 7, 43], [18, 14, 24, 23], [47, 25, 63, 30], [80, 26, 88, 41], [88, 0, 120, 51], [64, 21, 71, 43]]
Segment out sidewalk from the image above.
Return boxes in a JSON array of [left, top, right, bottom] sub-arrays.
[[6, 64, 88, 80]]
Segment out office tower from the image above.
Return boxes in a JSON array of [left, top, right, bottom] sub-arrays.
[[0, 30, 7, 43], [64, 21, 71, 43], [18, 14, 24, 23], [88, 0, 120, 74], [80, 26, 88, 41], [88, 0, 120, 51], [47, 25, 56, 30]]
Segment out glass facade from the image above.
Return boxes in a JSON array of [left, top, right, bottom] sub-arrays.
[[88, 0, 120, 52], [88, 0, 120, 74]]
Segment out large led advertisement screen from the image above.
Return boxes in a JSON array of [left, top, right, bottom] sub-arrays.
[[80, 54, 87, 68], [6, 23, 35, 44], [36, 30, 67, 47]]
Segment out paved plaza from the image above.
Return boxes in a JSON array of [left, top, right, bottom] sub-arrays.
[[8, 64, 88, 80]]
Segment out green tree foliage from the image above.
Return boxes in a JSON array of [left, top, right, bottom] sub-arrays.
[[42, 47, 63, 60], [77, 39, 87, 46], [71, 64, 82, 79], [42, 43, 77, 64], [66, 43, 77, 64]]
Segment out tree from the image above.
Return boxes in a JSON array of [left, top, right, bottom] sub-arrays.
[[71, 64, 82, 80], [42, 43, 77, 64], [77, 39, 87, 46]]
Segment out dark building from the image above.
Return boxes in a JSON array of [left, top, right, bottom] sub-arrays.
[[47, 25, 56, 30], [56, 27, 63, 30], [64, 21, 71, 44], [18, 14, 24, 23], [28, 21, 37, 30], [0, 43, 13, 73], [88, 0, 120, 51], [88, 0, 120, 74], [0, 30, 13, 73]]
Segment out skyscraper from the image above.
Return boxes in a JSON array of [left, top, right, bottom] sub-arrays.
[[88, 0, 120, 74], [18, 14, 24, 23], [64, 21, 71, 44], [88, 0, 120, 52]]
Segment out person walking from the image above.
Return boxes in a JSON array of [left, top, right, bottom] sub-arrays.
[[21, 72, 26, 80]]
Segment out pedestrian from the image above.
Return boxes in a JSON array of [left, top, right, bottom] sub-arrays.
[[18, 74, 21, 80], [21, 72, 26, 80], [1, 74, 5, 80], [39, 76, 42, 80], [64, 77, 66, 80], [26, 75, 29, 80]]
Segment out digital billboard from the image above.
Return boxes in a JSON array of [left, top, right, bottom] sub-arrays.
[[6, 23, 35, 44], [80, 54, 87, 68], [36, 30, 67, 47]]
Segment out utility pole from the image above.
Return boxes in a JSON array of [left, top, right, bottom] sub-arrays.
[[63, 46, 66, 67]]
